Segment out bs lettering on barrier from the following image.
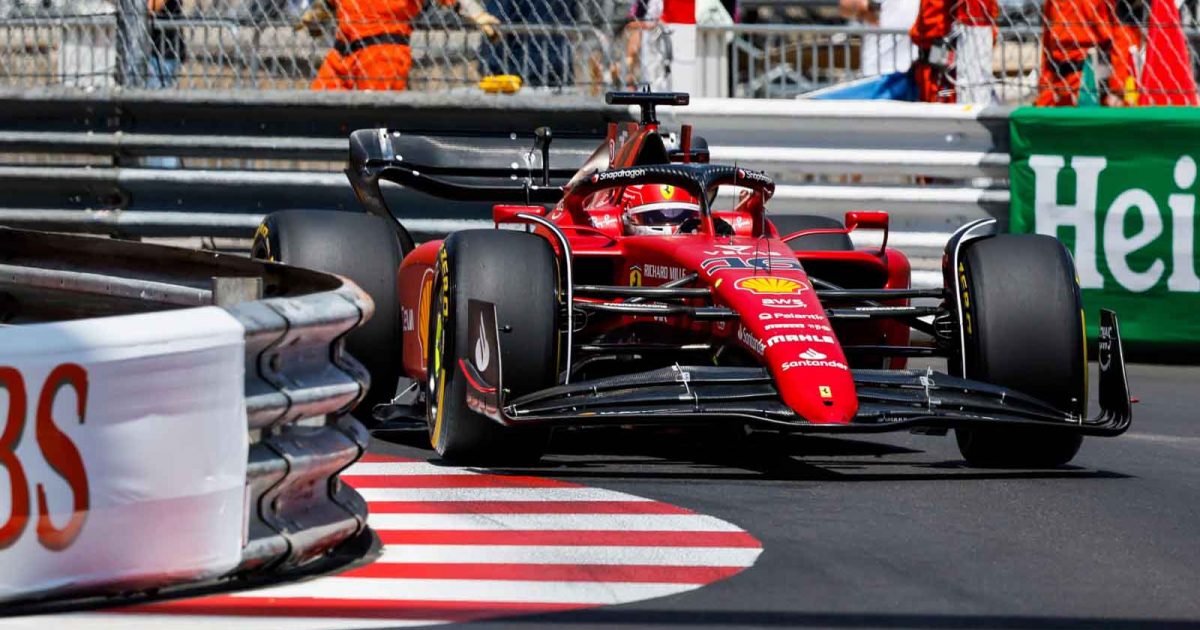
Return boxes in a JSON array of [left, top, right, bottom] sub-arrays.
[[0, 364, 88, 552]]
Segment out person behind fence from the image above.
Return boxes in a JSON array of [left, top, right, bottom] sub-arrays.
[[478, 0, 574, 88], [907, 0, 997, 102], [1035, 0, 1142, 106], [304, 0, 501, 90], [839, 0, 918, 77], [147, 0, 186, 89]]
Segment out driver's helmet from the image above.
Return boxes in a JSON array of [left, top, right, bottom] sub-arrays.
[[621, 184, 701, 236]]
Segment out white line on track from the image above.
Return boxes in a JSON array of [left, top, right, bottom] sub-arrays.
[[230, 577, 700, 605], [368, 513, 746, 532], [345, 462, 489, 476], [376, 544, 762, 566]]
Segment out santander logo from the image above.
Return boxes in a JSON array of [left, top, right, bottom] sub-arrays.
[[799, 348, 826, 360]]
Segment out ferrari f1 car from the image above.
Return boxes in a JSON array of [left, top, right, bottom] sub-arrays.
[[252, 90, 1131, 467]]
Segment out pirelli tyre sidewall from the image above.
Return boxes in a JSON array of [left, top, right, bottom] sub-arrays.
[[955, 233, 1086, 467], [252, 210, 409, 422], [426, 230, 558, 464]]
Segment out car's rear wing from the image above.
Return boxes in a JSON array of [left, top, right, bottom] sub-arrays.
[[345, 127, 596, 219], [345, 124, 713, 223]]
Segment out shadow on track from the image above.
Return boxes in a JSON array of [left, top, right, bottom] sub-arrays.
[[375, 426, 1131, 484]]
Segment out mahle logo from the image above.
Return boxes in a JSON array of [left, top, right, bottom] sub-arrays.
[[1031, 154, 1200, 293]]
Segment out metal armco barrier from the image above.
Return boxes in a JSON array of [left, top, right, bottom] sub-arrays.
[[0, 90, 1012, 240], [0, 227, 372, 604]]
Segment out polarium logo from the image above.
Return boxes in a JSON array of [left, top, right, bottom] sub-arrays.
[[734, 276, 808, 295]]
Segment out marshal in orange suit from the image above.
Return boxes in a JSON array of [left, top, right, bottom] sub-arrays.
[[310, 0, 500, 91], [1036, 0, 1142, 106], [908, 0, 997, 102]]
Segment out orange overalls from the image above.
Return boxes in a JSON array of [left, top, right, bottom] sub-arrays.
[[312, 0, 454, 91], [1035, 0, 1140, 105], [908, 0, 997, 103], [909, 0, 956, 102]]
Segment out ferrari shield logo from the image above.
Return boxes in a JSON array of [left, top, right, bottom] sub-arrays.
[[661, 184, 675, 199], [819, 385, 832, 398], [629, 266, 643, 287]]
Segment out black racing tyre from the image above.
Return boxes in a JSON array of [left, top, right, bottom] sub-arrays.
[[954, 234, 1086, 467], [426, 230, 558, 464], [252, 210, 411, 422], [772, 215, 854, 252]]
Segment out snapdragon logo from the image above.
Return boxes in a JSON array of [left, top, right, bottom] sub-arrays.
[[1031, 154, 1200, 293]]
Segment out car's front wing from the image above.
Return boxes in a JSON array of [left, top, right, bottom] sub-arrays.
[[460, 302, 1131, 437]]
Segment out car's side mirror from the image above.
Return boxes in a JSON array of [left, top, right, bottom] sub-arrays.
[[845, 211, 889, 253], [493, 204, 546, 225]]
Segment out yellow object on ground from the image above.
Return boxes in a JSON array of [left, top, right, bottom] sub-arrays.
[[479, 74, 522, 93]]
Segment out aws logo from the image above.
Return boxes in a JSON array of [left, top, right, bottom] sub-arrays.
[[735, 276, 807, 295]]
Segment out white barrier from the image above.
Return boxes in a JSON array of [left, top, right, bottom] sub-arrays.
[[0, 307, 247, 602], [0, 228, 371, 607]]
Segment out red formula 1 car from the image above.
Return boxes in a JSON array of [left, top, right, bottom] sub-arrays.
[[252, 91, 1131, 467]]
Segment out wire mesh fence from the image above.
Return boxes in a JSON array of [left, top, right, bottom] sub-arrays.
[[1, 0, 1197, 104], [0, 0, 672, 93], [703, 0, 1199, 105]]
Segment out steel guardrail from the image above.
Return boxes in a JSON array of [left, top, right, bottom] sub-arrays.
[[0, 90, 1013, 241]]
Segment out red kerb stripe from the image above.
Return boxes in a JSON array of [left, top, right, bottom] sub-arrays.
[[340, 562, 744, 583]]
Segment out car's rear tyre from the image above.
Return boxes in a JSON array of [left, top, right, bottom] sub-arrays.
[[773, 215, 854, 252], [426, 230, 558, 465], [252, 210, 411, 422], [953, 234, 1086, 467]]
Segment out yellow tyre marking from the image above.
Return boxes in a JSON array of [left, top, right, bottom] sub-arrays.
[[431, 366, 447, 451]]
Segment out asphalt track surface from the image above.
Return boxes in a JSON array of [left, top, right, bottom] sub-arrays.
[[6, 361, 1198, 629], [366, 360, 1200, 630]]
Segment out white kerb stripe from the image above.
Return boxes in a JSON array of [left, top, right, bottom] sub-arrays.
[[234, 577, 699, 605], [368, 513, 744, 532], [356, 487, 653, 502], [0, 615, 447, 630], [344, 462, 484, 476], [378, 544, 762, 567]]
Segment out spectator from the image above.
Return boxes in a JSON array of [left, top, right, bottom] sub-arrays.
[[615, 0, 663, 89], [59, 0, 117, 88], [479, 0, 574, 88], [147, 0, 185, 89], [1035, 0, 1142, 106], [308, 0, 501, 90], [840, 0, 919, 76]]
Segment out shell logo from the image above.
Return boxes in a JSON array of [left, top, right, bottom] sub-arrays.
[[735, 276, 807, 295]]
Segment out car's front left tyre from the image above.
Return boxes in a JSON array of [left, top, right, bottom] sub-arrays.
[[252, 210, 411, 423]]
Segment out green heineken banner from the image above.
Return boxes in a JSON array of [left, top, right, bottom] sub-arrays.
[[1010, 107, 1200, 351]]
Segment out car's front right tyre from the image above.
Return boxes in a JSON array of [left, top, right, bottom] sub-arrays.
[[426, 230, 559, 465], [953, 234, 1086, 468]]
